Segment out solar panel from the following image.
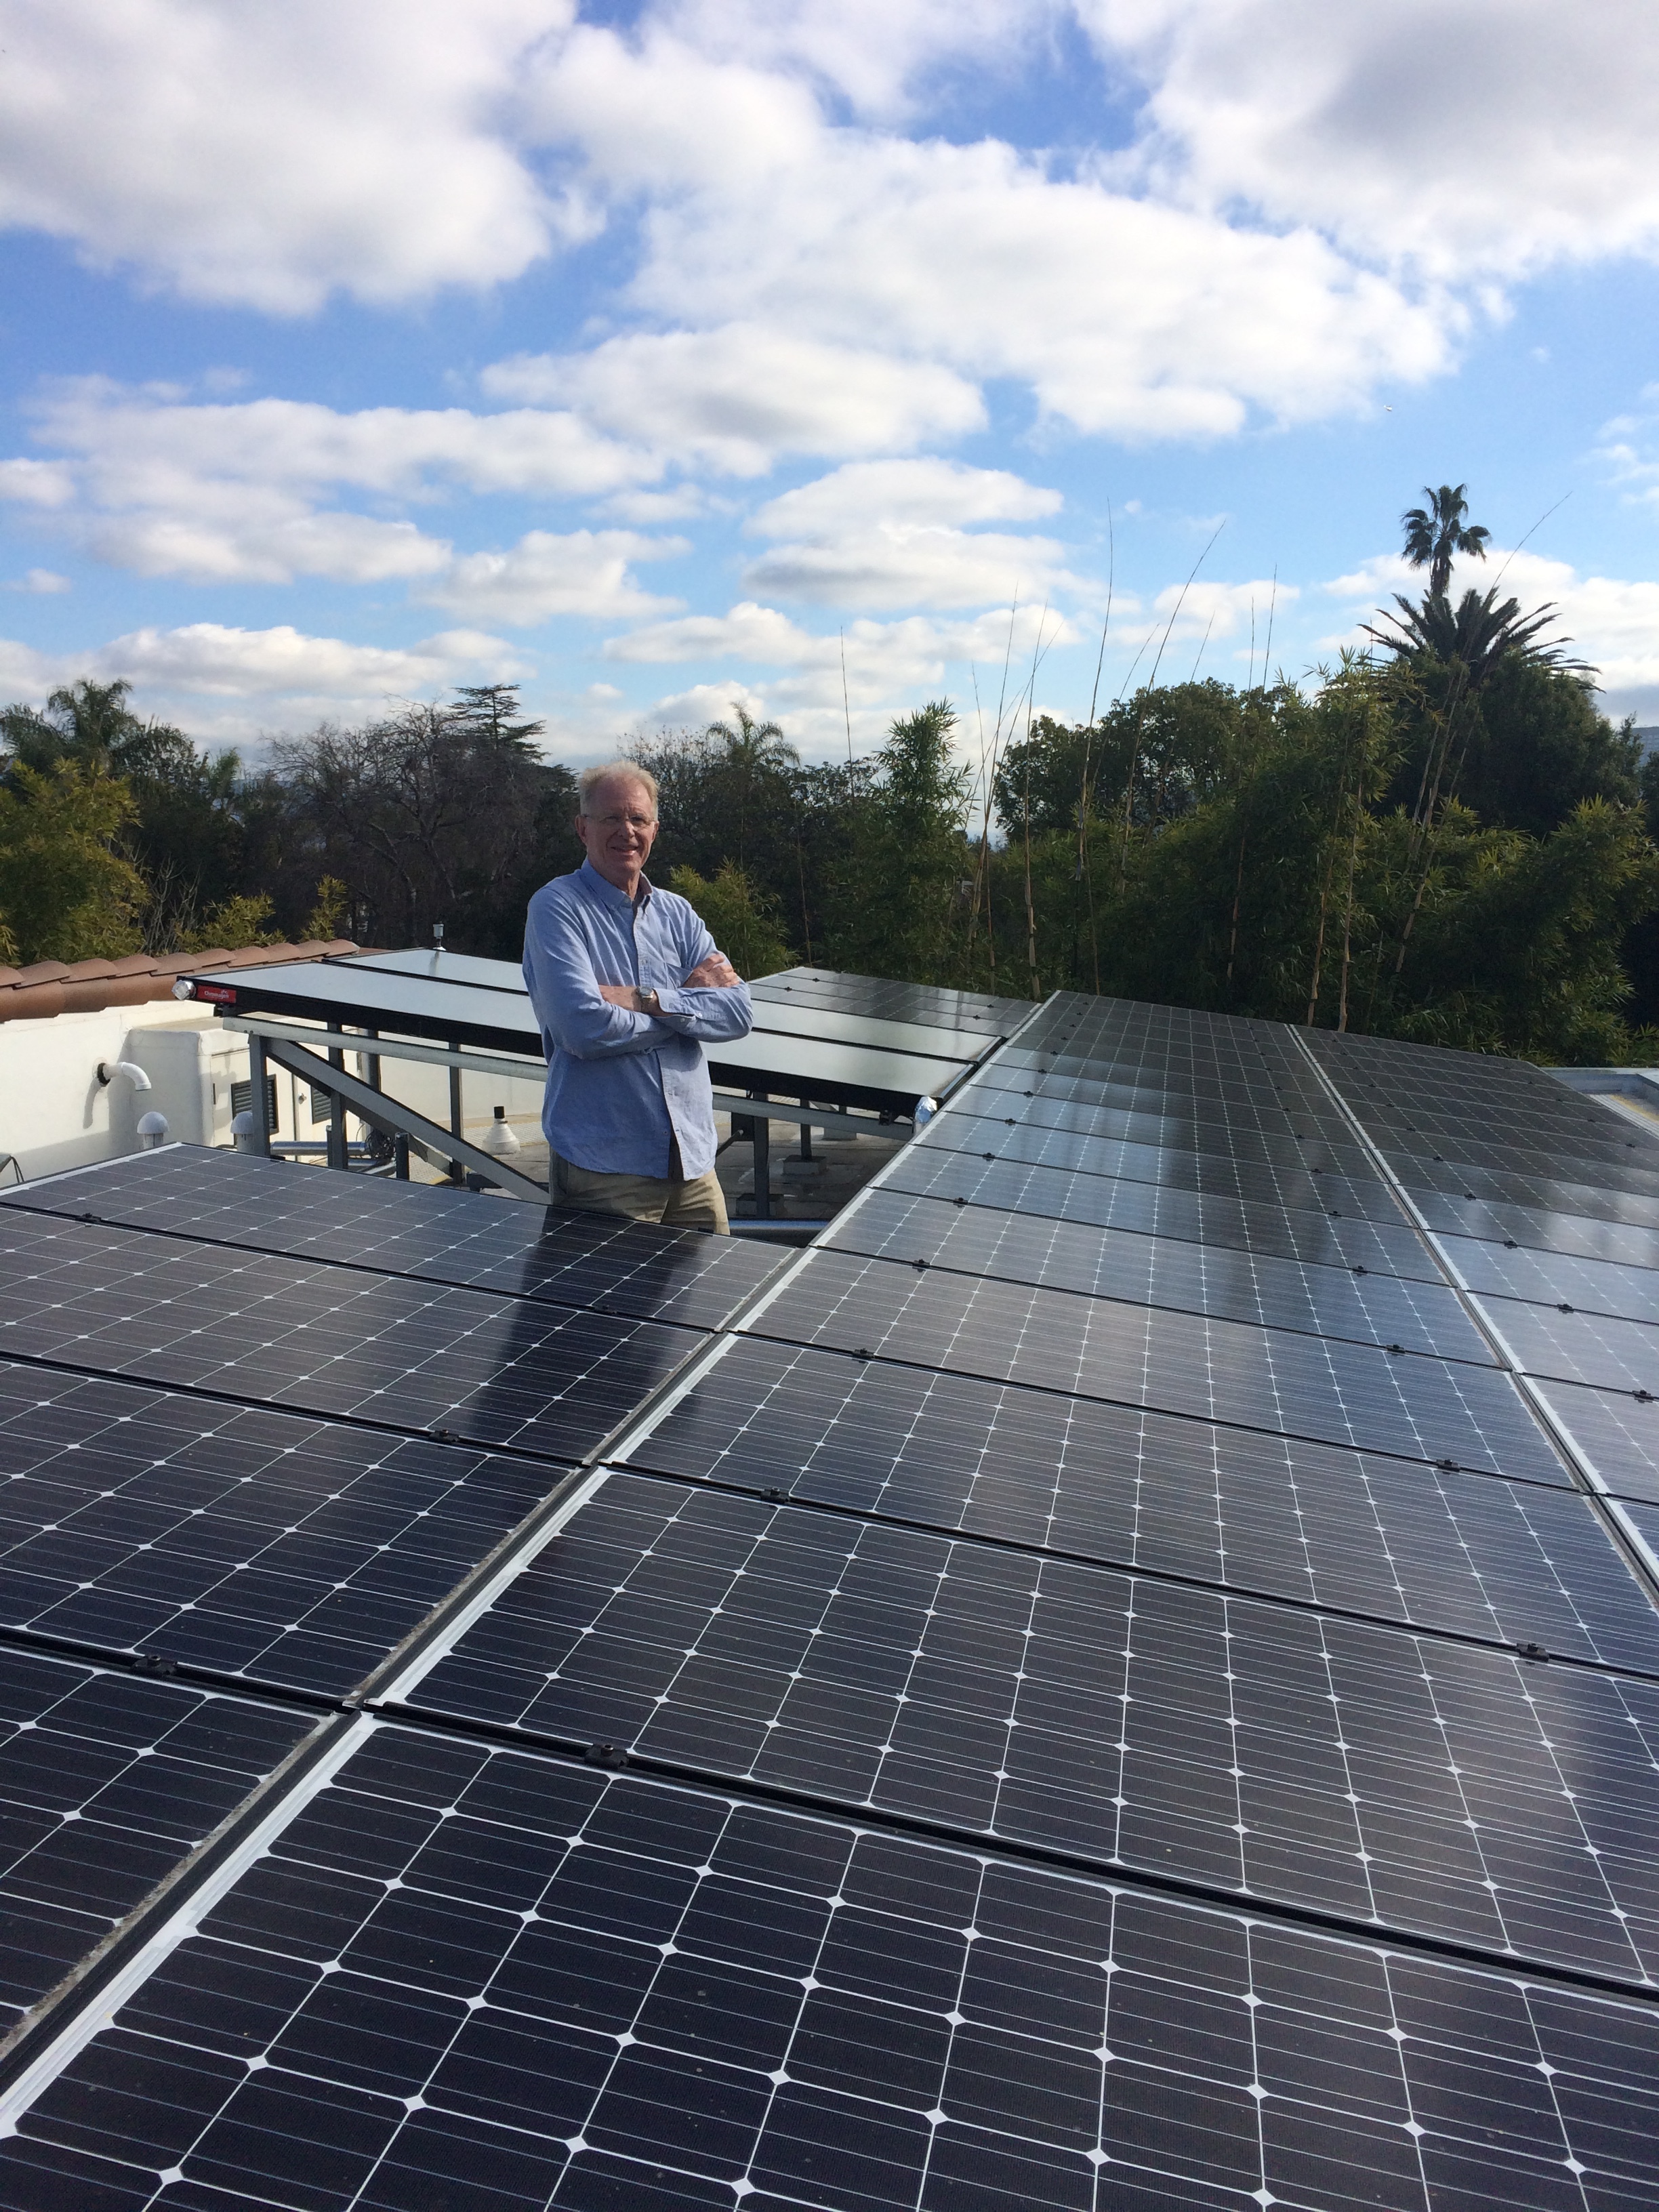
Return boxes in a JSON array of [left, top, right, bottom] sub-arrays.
[[0, 1363, 556, 1696], [1529, 1378, 1659, 1504], [825, 1187, 1494, 1363], [741, 1250, 1564, 1479], [0, 1208, 697, 1464], [396, 1469, 1659, 1986], [918, 1113, 1422, 1225], [3, 1721, 1653, 2212], [2, 1148, 785, 1330], [1484, 1300, 1659, 1397], [0, 1643, 315, 2034], [886, 1141, 1446, 1280], [618, 1340, 1659, 1667], [750, 965, 1028, 1034], [1444, 1235, 1659, 1317], [7, 989, 1659, 2211]]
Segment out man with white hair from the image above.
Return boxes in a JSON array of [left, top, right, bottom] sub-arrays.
[[523, 758, 754, 1233]]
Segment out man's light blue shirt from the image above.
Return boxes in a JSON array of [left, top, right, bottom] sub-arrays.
[[523, 859, 754, 1178]]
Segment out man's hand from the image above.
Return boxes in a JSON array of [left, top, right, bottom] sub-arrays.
[[686, 951, 741, 989]]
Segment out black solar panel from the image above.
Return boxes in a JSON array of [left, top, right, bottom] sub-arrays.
[[920, 1107, 1415, 1227], [621, 1341, 1659, 1667], [4, 1721, 1654, 2212], [827, 1187, 1494, 1361], [887, 1139, 1446, 1279], [1, 1149, 783, 1330], [0, 1643, 315, 2034], [751, 964, 1027, 1034], [1531, 1378, 1659, 1504], [1488, 1300, 1659, 1397], [400, 1470, 1659, 1985], [7, 991, 1659, 2212], [0, 1208, 698, 1464], [1444, 1233, 1659, 1318], [0, 1364, 556, 1696], [742, 1249, 1564, 1478]]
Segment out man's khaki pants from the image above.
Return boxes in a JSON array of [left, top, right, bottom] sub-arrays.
[[552, 1147, 730, 1235]]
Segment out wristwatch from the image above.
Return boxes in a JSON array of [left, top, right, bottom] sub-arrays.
[[636, 986, 661, 1015]]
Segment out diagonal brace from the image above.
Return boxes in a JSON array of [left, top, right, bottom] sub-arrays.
[[262, 1034, 550, 1204]]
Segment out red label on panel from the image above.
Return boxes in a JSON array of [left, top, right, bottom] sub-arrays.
[[194, 983, 237, 1005]]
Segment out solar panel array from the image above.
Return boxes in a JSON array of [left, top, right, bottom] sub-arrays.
[[2, 975, 1659, 2210]]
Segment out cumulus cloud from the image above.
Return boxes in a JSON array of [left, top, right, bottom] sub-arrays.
[[1085, 0, 1659, 281], [3, 569, 70, 595], [419, 530, 689, 626], [482, 327, 984, 475], [750, 459, 1061, 539], [607, 598, 1072, 689], [0, 619, 531, 739], [1148, 575, 1298, 642], [0, 380, 662, 585], [0, 0, 586, 311], [743, 526, 1084, 613]]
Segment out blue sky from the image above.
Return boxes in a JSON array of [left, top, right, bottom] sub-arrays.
[[2, 0, 1658, 765]]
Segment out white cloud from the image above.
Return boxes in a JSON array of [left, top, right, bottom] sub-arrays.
[[0, 0, 587, 311], [3, 569, 70, 595], [743, 525, 1085, 612], [0, 619, 531, 739], [607, 598, 1074, 691], [1085, 0, 1659, 283], [750, 459, 1061, 538], [1, 381, 662, 586], [483, 327, 984, 475], [0, 458, 73, 507], [419, 530, 689, 626], [1149, 575, 1298, 640]]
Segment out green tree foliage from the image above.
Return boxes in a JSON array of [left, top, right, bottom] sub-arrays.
[[272, 691, 574, 955], [0, 760, 146, 964], [821, 703, 972, 984], [667, 863, 794, 979]]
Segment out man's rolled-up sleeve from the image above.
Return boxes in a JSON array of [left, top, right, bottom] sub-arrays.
[[523, 895, 664, 1061], [651, 981, 754, 1041]]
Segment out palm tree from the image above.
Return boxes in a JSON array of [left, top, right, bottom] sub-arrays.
[[1400, 484, 1491, 598], [1363, 585, 1586, 689]]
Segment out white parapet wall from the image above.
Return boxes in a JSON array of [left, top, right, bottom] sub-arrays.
[[0, 1002, 253, 1182], [1, 1001, 550, 1185]]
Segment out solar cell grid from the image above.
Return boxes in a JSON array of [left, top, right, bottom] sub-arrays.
[[1, 1149, 783, 1331], [618, 1340, 1659, 1670], [1392, 1165, 1659, 1231], [1375, 1124, 1659, 1184], [0, 1209, 697, 1464], [825, 1188, 1495, 1364], [750, 967, 1026, 1033], [888, 1141, 1460, 1282], [945, 1082, 1379, 1182], [1411, 1190, 1659, 1259], [5, 1722, 1654, 2212], [1443, 1234, 1659, 1317], [741, 1248, 1563, 1479], [1532, 1379, 1659, 1504], [916, 1109, 1414, 1227], [0, 1364, 557, 1696], [0, 1644, 314, 2033], [401, 1471, 1659, 1988], [963, 1067, 1368, 1163], [1485, 1300, 1659, 1397]]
